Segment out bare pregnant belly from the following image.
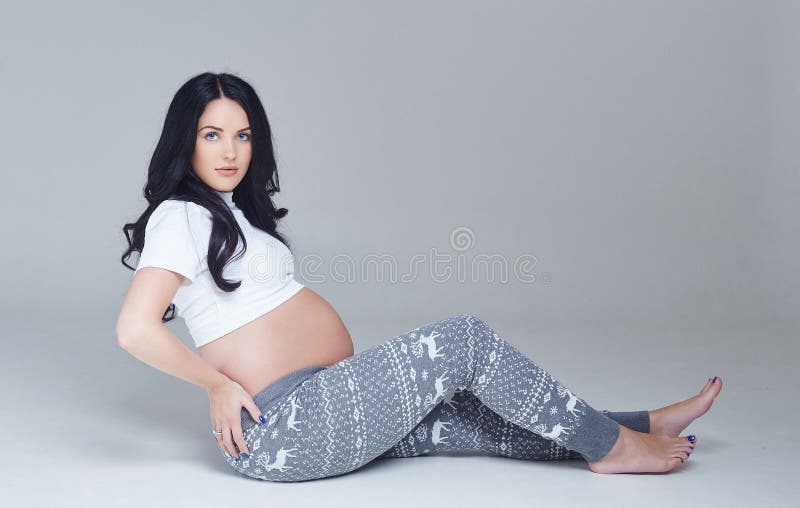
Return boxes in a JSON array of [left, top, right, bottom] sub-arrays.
[[198, 287, 354, 397]]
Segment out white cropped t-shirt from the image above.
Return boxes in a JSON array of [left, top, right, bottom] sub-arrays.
[[133, 190, 305, 348]]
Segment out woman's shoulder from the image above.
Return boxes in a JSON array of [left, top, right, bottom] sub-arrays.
[[154, 198, 213, 218], [147, 199, 213, 232]]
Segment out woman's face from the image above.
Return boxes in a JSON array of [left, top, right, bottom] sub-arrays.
[[192, 97, 252, 191]]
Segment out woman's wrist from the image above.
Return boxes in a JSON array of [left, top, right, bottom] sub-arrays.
[[205, 371, 231, 392]]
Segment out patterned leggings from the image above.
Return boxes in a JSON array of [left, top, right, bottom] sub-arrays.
[[219, 314, 650, 482]]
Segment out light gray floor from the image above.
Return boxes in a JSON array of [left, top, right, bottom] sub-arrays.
[[3, 314, 796, 507]]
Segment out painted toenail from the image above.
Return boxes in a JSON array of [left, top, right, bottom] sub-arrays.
[[712, 376, 717, 383], [688, 435, 696, 441]]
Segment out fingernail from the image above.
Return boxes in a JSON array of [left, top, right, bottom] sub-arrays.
[[688, 435, 696, 442], [241, 453, 249, 459], [259, 415, 266, 424]]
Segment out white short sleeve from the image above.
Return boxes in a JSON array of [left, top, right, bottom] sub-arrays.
[[134, 200, 203, 282]]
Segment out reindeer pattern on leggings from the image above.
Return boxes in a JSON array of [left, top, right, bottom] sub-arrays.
[[218, 314, 629, 481]]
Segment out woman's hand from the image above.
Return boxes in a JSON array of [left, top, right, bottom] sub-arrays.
[[207, 378, 264, 460]]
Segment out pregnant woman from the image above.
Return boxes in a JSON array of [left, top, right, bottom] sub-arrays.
[[117, 72, 722, 482]]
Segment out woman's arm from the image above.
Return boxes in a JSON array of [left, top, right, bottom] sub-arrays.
[[117, 266, 261, 460], [116, 267, 228, 391], [117, 324, 229, 391]]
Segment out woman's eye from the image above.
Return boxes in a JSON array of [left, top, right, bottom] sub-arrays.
[[203, 132, 249, 141]]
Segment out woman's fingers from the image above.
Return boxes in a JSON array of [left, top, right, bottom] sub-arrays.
[[246, 399, 265, 425], [221, 425, 237, 458], [232, 423, 250, 457], [209, 385, 262, 460], [218, 422, 249, 459]]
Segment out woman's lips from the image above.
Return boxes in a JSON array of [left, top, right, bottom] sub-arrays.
[[216, 168, 238, 176]]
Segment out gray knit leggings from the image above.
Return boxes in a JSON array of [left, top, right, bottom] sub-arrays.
[[218, 314, 649, 482]]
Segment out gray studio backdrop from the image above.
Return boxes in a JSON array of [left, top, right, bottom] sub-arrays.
[[1, 1, 798, 507], [2, 1, 795, 334]]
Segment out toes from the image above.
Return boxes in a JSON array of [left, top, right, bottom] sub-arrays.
[[702, 375, 723, 395], [673, 446, 693, 461]]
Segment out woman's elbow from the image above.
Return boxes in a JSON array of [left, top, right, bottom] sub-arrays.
[[116, 314, 157, 348], [116, 320, 140, 349]]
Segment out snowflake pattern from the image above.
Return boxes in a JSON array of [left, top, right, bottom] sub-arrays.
[[414, 422, 428, 442], [219, 314, 646, 481]]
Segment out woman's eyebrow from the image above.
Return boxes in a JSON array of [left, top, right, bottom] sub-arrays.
[[199, 125, 252, 132]]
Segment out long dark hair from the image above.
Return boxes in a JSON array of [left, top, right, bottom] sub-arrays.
[[121, 72, 292, 322]]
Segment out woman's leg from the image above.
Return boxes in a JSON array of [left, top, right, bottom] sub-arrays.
[[379, 390, 650, 461], [600, 410, 650, 433], [225, 314, 628, 481]]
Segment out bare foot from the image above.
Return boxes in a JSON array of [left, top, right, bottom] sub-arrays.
[[588, 424, 696, 474], [649, 376, 723, 437]]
